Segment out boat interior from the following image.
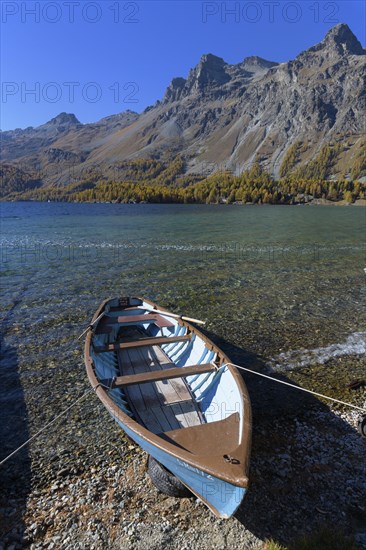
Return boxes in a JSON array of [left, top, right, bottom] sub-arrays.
[[90, 298, 244, 453]]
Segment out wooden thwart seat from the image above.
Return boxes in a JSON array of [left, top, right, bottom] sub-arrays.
[[95, 313, 174, 334], [108, 363, 216, 387], [116, 342, 205, 432], [94, 334, 191, 353], [114, 314, 174, 327]]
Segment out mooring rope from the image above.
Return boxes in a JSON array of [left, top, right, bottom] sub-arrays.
[[0, 386, 98, 467], [2, 359, 365, 467], [222, 362, 366, 413]]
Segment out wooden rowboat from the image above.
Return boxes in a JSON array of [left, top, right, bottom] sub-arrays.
[[84, 297, 251, 518]]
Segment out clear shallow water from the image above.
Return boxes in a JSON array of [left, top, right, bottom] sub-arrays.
[[1, 201, 365, 550], [0, 201, 365, 400]]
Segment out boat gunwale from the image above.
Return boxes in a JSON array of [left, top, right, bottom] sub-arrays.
[[84, 296, 252, 490]]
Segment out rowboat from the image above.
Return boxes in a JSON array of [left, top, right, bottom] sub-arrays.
[[84, 297, 251, 518]]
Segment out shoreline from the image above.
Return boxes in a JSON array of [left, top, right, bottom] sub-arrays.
[[1, 368, 365, 549], [1, 202, 365, 549], [1, 198, 365, 206]]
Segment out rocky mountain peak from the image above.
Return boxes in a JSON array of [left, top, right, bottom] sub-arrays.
[[164, 54, 230, 101], [163, 77, 187, 102], [302, 23, 365, 58], [198, 53, 226, 66], [241, 55, 277, 68], [187, 53, 230, 90], [239, 55, 278, 75], [170, 77, 187, 89], [42, 112, 80, 127], [1, 24, 365, 184], [323, 23, 365, 55]]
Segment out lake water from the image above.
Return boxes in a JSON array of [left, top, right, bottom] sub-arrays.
[[1, 201, 365, 405]]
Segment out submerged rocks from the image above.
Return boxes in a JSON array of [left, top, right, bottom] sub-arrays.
[[1, 204, 365, 548]]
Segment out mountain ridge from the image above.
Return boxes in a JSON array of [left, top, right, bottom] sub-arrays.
[[1, 23, 365, 192]]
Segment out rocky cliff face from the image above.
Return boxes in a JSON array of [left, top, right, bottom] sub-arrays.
[[1, 24, 365, 187]]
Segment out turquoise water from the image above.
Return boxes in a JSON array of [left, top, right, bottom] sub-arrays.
[[1, 202, 365, 401]]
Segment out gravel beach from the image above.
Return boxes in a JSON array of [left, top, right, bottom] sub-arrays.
[[1, 346, 365, 549]]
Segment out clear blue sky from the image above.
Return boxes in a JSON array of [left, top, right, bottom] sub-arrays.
[[1, 0, 365, 130]]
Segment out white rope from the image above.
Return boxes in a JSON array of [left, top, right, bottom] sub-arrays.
[[0, 386, 97, 467], [223, 363, 366, 413], [2, 359, 364, 467]]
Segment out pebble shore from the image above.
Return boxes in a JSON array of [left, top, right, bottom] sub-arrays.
[[1, 374, 365, 549]]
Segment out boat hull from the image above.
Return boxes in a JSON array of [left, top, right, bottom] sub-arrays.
[[115, 415, 246, 518], [85, 297, 251, 518]]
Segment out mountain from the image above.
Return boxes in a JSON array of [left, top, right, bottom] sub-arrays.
[[1, 24, 365, 192], [0, 110, 139, 183]]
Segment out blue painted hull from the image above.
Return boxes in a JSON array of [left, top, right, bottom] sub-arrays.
[[115, 416, 246, 518], [85, 297, 251, 518]]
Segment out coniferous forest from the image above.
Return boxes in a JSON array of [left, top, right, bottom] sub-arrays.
[[1, 142, 365, 205]]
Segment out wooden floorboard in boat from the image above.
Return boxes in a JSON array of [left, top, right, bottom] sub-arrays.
[[116, 339, 202, 433]]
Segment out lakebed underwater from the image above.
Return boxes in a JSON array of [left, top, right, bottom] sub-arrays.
[[1, 201, 365, 548]]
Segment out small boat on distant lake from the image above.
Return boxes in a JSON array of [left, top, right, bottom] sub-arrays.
[[84, 297, 251, 518]]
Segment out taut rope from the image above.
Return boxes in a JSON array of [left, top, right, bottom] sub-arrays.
[[222, 362, 366, 413]]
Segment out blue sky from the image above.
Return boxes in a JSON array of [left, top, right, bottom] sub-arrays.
[[1, 0, 365, 130]]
